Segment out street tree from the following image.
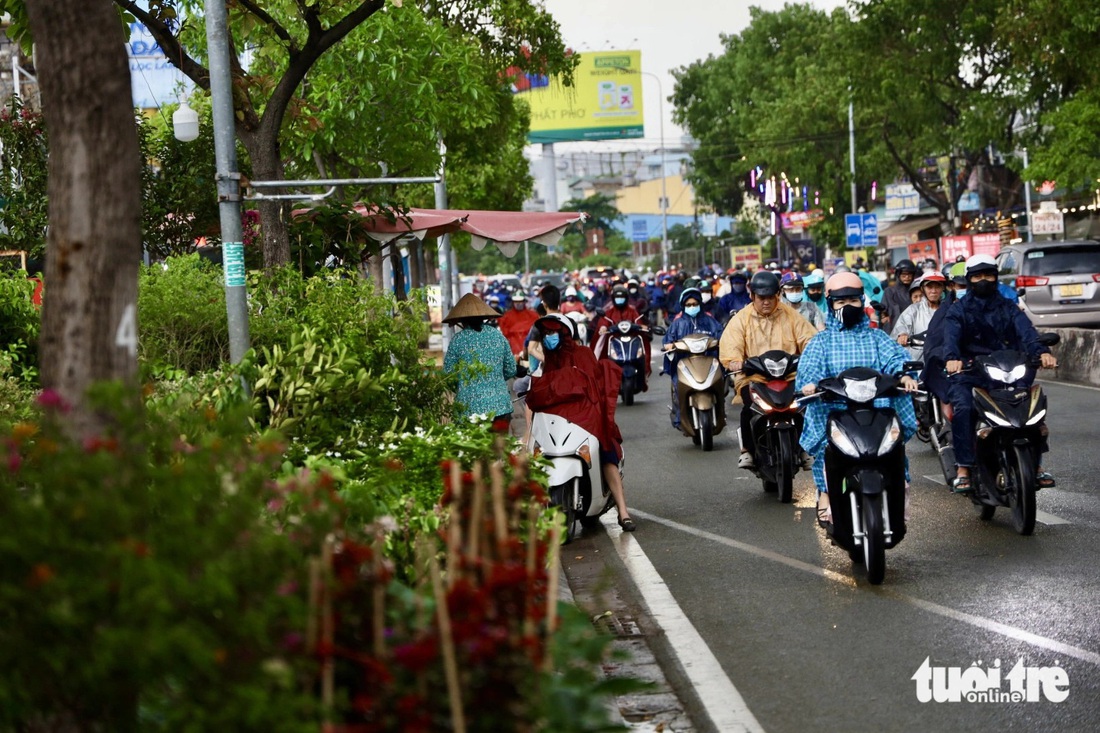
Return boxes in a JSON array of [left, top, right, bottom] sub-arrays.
[[111, 0, 571, 271], [22, 0, 143, 437]]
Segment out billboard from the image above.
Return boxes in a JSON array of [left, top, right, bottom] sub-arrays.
[[515, 50, 645, 143], [128, 18, 192, 110]]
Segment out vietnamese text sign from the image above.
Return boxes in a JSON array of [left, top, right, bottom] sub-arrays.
[[631, 219, 648, 243], [908, 239, 939, 265], [1032, 202, 1065, 235], [781, 209, 825, 230], [971, 233, 1001, 257], [940, 235, 972, 263], [885, 183, 920, 218], [223, 242, 245, 287], [515, 50, 645, 143], [730, 245, 762, 270]]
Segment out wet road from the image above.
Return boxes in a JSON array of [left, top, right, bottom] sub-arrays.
[[594, 368, 1100, 733]]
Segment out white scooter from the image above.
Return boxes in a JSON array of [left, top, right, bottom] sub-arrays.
[[527, 411, 616, 542]]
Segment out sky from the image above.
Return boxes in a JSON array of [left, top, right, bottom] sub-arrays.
[[539, 0, 846, 149]]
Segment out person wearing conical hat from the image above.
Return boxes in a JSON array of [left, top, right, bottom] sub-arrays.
[[443, 294, 516, 431]]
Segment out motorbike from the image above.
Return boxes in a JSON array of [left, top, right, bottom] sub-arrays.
[[667, 333, 727, 451], [803, 367, 911, 585], [564, 311, 589, 346], [527, 411, 616, 543], [604, 320, 661, 405], [741, 350, 804, 503], [951, 333, 1059, 536]]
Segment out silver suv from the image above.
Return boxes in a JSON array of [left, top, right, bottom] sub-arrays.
[[997, 240, 1100, 327]]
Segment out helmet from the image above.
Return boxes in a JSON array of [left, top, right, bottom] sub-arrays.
[[749, 270, 781, 297], [834, 264, 852, 273], [683, 276, 703, 290], [767, 261, 780, 270], [825, 272, 865, 301], [965, 254, 998, 277], [920, 271, 947, 285], [564, 286, 577, 297], [536, 313, 577, 339], [780, 272, 804, 287], [611, 285, 628, 298], [894, 259, 919, 275], [908, 277, 924, 293], [949, 261, 968, 284], [512, 290, 527, 302], [803, 270, 825, 287], [728, 270, 748, 283], [679, 287, 704, 306]]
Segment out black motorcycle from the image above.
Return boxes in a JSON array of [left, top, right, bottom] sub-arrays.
[[806, 367, 911, 585], [953, 334, 1059, 536], [742, 350, 804, 504]]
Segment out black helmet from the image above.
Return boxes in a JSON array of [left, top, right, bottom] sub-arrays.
[[611, 285, 629, 298], [749, 270, 780, 297], [894, 259, 919, 275], [679, 287, 704, 306]]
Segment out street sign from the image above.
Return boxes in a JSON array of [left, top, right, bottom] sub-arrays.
[[1032, 201, 1064, 235], [631, 219, 649, 243], [844, 213, 878, 248]]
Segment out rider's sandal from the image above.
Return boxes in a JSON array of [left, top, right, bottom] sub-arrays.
[[815, 503, 832, 532], [618, 516, 637, 532], [951, 476, 973, 493], [1036, 471, 1056, 489]]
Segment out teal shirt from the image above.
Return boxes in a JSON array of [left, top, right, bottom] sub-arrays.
[[444, 326, 517, 419]]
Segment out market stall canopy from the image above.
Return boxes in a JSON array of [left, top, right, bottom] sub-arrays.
[[293, 205, 586, 257]]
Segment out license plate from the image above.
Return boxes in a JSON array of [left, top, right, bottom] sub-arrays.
[[1059, 284, 1084, 298]]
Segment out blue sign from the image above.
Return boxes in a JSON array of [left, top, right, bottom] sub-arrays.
[[631, 219, 649, 243], [844, 213, 878, 248]]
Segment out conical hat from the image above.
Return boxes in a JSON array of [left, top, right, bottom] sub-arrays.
[[443, 293, 502, 324]]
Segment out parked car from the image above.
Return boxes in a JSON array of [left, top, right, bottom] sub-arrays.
[[997, 239, 1100, 327]]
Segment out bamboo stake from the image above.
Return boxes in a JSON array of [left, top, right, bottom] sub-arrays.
[[467, 462, 485, 562], [446, 460, 464, 587], [321, 535, 336, 717], [523, 502, 539, 639], [372, 535, 386, 659], [305, 556, 321, 654], [429, 553, 467, 733], [544, 522, 562, 671], [490, 460, 508, 550]]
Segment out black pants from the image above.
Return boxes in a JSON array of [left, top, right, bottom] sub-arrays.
[[740, 386, 755, 454]]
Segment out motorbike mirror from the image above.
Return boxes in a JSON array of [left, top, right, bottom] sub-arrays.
[[901, 361, 923, 373], [870, 301, 886, 312], [1017, 287, 1026, 299], [651, 326, 667, 336], [1038, 332, 1060, 346]]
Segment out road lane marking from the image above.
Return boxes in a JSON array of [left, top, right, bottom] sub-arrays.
[[920, 476, 1071, 525], [630, 509, 1100, 668], [602, 514, 765, 733]]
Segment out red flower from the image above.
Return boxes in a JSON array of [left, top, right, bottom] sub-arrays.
[[391, 637, 438, 673], [35, 389, 69, 413]]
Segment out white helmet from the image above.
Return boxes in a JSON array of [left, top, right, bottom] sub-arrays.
[[964, 254, 998, 277], [564, 286, 578, 297]]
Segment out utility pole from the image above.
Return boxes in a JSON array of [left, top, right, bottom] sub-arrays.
[[435, 135, 454, 352], [848, 97, 857, 214], [206, 0, 250, 366], [1022, 148, 1033, 242]]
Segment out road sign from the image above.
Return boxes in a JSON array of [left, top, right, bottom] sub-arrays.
[[844, 213, 878, 248], [631, 219, 649, 243]]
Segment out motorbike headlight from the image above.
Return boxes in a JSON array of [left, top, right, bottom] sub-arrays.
[[764, 357, 788, 377], [829, 422, 861, 458], [984, 411, 1012, 427], [985, 364, 1027, 383], [1025, 408, 1047, 426], [877, 417, 901, 456]]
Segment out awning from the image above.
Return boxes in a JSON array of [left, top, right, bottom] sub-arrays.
[[878, 216, 941, 247], [293, 205, 585, 256]]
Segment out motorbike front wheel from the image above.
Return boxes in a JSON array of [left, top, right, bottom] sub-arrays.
[[776, 431, 794, 504], [622, 379, 635, 406], [1008, 445, 1037, 536], [698, 410, 714, 452], [550, 481, 579, 543], [861, 493, 886, 585]]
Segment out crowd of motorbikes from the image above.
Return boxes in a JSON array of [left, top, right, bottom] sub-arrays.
[[510, 280, 1059, 585]]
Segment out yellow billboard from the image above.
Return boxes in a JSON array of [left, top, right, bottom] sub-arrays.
[[515, 50, 645, 143]]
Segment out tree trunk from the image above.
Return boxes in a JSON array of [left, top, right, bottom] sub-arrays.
[[390, 246, 406, 301], [28, 0, 142, 439], [368, 252, 384, 290], [408, 240, 422, 289], [241, 135, 291, 270]]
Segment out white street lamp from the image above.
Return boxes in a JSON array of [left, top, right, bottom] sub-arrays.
[[172, 101, 199, 142]]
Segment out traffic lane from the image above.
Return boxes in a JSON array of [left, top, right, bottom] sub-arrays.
[[616, 375, 1100, 731], [631, 517, 1100, 732]]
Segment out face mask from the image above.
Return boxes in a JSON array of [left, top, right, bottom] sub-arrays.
[[702, 292, 712, 303], [807, 289, 823, 302], [970, 279, 997, 298], [514, 303, 526, 310], [543, 333, 561, 350], [834, 304, 864, 328], [566, 296, 577, 302], [684, 305, 701, 317], [732, 283, 747, 294], [784, 291, 804, 304], [614, 297, 627, 306]]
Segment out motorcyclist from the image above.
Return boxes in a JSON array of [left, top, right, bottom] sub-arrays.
[[662, 287, 724, 430], [881, 259, 920, 334], [803, 269, 828, 317], [893, 271, 947, 361], [715, 271, 751, 323], [795, 272, 919, 529], [780, 272, 826, 331], [498, 289, 540, 359], [719, 270, 817, 470], [626, 279, 650, 318], [942, 254, 1058, 492], [594, 285, 651, 388], [561, 286, 587, 315]]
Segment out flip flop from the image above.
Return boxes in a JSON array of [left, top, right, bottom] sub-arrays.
[[618, 516, 637, 532]]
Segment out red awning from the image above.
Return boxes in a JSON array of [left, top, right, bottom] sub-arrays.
[[292, 205, 585, 256]]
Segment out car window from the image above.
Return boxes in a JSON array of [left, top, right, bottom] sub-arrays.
[[999, 251, 1017, 276], [1022, 244, 1100, 276]]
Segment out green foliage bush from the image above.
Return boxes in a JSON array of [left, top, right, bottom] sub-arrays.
[[0, 270, 39, 383]]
